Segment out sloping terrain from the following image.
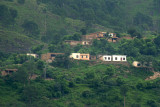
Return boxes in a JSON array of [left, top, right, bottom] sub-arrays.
[[0, 30, 40, 53]]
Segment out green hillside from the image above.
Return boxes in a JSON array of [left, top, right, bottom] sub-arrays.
[[0, 0, 160, 107], [0, 0, 159, 53], [0, 30, 41, 53], [37, 0, 160, 32], [0, 0, 112, 51]]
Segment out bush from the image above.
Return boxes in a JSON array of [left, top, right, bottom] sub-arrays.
[[82, 90, 93, 98], [17, 0, 25, 4]]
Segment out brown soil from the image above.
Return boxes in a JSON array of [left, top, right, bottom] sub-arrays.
[[145, 71, 160, 80]]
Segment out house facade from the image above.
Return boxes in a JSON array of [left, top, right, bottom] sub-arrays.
[[132, 61, 141, 67], [112, 55, 127, 61], [82, 32, 106, 40], [65, 40, 92, 46], [70, 53, 80, 60], [27, 53, 38, 58], [41, 53, 64, 63], [98, 55, 127, 62], [70, 53, 90, 60], [82, 41, 92, 45], [103, 55, 112, 61], [1, 69, 18, 76], [80, 54, 90, 60], [64, 40, 82, 46]]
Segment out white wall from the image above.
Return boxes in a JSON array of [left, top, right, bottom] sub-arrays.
[[27, 53, 38, 58], [112, 55, 127, 61], [103, 55, 112, 61], [70, 53, 80, 59]]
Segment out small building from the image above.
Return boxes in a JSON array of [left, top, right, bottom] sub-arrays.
[[107, 33, 118, 43], [41, 53, 64, 63], [82, 32, 106, 40], [98, 55, 127, 62], [65, 40, 92, 46], [82, 41, 92, 45], [70, 53, 90, 60], [108, 33, 116, 37], [1, 69, 18, 76], [132, 61, 141, 67], [132, 61, 152, 68], [103, 55, 112, 61], [90, 55, 97, 60], [27, 53, 38, 58], [97, 32, 106, 38], [112, 55, 127, 61], [64, 40, 82, 46]]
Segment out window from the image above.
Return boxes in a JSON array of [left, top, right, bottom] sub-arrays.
[[81, 56, 83, 58], [137, 63, 141, 66], [115, 57, 117, 60], [86, 55, 88, 58], [108, 57, 110, 60], [51, 54, 56, 57], [104, 57, 107, 60], [76, 55, 79, 58], [123, 58, 125, 60]]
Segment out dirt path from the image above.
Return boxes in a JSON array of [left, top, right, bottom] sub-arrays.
[[145, 71, 160, 80]]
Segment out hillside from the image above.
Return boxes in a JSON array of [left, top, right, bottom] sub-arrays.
[[0, 30, 41, 53], [0, 0, 113, 53], [37, 0, 160, 32], [0, 0, 160, 53], [0, 0, 160, 107]]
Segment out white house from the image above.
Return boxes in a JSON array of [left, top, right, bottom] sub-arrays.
[[27, 53, 38, 58], [70, 53, 80, 60], [103, 55, 112, 61], [112, 55, 127, 61]]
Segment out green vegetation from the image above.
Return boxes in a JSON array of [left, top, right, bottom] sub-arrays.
[[0, 30, 41, 53], [0, 0, 160, 106], [0, 56, 160, 107]]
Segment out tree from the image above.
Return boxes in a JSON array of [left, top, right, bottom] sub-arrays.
[[72, 33, 81, 40], [0, 5, 17, 26], [31, 45, 44, 54], [154, 35, 160, 46], [127, 28, 140, 38], [37, 60, 44, 70], [22, 20, 40, 38], [80, 28, 87, 35], [17, 0, 25, 4], [153, 0, 160, 12], [133, 12, 153, 30], [12, 67, 28, 85], [22, 84, 45, 105], [120, 85, 129, 107], [52, 54, 72, 69], [23, 60, 37, 83]]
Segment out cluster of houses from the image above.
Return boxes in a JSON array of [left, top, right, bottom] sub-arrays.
[[64, 32, 118, 46], [0, 53, 127, 76], [40, 53, 127, 62], [0, 31, 133, 76]]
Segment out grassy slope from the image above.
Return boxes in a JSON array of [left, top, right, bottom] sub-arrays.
[[0, 0, 112, 36], [0, 0, 113, 53], [47, 64, 159, 107], [125, 0, 160, 26], [0, 30, 41, 53]]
